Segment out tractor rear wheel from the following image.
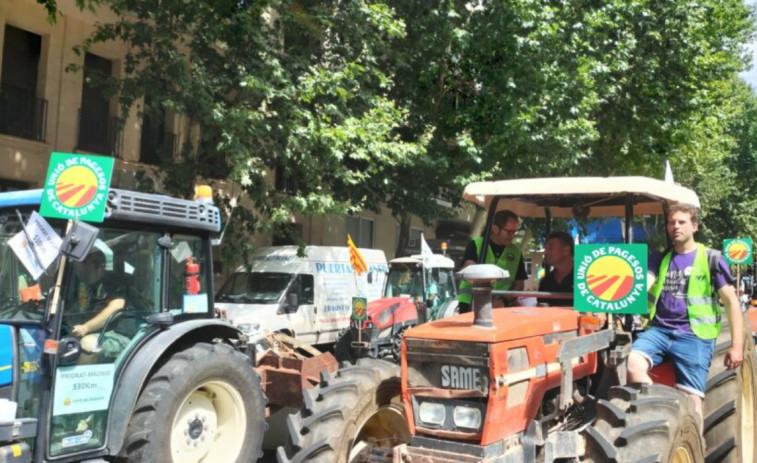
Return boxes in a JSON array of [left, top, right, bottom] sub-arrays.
[[122, 342, 266, 463], [703, 319, 757, 463], [583, 383, 704, 462], [277, 358, 409, 463]]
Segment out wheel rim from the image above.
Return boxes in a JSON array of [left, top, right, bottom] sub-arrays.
[[671, 445, 693, 463], [170, 380, 247, 463], [740, 354, 755, 463], [348, 402, 410, 462]]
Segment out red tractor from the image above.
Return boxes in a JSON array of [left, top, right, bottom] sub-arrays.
[[335, 253, 458, 362], [279, 176, 757, 463]]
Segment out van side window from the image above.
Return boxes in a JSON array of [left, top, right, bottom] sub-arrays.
[[297, 274, 314, 305]]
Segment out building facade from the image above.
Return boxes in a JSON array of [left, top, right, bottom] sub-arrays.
[[0, 0, 472, 280]]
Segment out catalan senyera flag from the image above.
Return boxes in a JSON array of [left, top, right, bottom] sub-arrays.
[[347, 234, 368, 275]]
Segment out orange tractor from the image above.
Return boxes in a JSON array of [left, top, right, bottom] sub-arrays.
[[278, 176, 757, 463]]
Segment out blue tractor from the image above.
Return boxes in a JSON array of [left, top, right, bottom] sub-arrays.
[[0, 188, 266, 462]]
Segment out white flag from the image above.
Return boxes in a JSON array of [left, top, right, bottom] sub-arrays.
[[8, 212, 63, 280], [664, 160, 674, 183], [420, 233, 433, 258]]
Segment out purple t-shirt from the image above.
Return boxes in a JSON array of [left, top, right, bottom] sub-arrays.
[[649, 249, 735, 334]]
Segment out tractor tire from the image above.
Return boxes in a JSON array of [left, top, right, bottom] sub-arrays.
[[277, 358, 410, 463], [389, 327, 407, 363], [703, 318, 757, 463], [334, 328, 357, 364], [122, 342, 266, 463], [583, 383, 704, 462]]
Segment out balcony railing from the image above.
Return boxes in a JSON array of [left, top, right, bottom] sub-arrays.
[[0, 83, 47, 141], [77, 110, 122, 157]]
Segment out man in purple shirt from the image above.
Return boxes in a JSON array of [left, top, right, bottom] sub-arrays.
[[627, 204, 743, 424]]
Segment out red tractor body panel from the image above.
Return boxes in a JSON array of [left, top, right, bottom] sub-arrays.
[[362, 296, 418, 330], [401, 308, 605, 444]]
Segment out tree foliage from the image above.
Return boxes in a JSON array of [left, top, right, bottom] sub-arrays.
[[46, 0, 757, 255]]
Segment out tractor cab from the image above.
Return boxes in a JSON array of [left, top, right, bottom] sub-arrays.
[[335, 253, 458, 362], [0, 188, 227, 462], [384, 254, 457, 310]]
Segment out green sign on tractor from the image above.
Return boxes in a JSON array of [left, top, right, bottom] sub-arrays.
[[723, 238, 753, 265], [39, 152, 114, 223], [574, 243, 648, 314]]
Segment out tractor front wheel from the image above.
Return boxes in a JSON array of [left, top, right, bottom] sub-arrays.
[[277, 358, 409, 463], [122, 342, 266, 463], [583, 383, 704, 462]]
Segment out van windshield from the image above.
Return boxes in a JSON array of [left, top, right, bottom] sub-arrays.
[[216, 272, 293, 304]]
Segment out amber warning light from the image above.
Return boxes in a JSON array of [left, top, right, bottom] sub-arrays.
[[194, 185, 213, 204]]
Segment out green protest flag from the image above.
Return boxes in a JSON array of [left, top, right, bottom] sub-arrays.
[[40, 153, 114, 223], [574, 244, 648, 314], [351, 297, 368, 321], [723, 238, 753, 265]]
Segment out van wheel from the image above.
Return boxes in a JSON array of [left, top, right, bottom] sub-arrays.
[[703, 318, 757, 462], [122, 342, 266, 463], [583, 383, 704, 462], [277, 358, 409, 463]]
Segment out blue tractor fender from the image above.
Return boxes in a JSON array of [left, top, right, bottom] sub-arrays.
[[104, 318, 246, 456], [0, 325, 13, 387]]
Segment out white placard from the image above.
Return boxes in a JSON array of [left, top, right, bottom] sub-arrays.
[[53, 363, 115, 416], [8, 211, 62, 280]]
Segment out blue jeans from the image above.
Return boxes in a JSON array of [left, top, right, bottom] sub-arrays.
[[631, 326, 715, 397]]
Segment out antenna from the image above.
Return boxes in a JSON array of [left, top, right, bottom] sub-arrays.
[[212, 192, 241, 246]]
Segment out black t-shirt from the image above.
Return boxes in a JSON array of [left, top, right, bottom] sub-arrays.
[[462, 240, 528, 281], [537, 269, 573, 306]]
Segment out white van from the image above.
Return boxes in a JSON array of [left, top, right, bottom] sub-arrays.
[[215, 246, 388, 346]]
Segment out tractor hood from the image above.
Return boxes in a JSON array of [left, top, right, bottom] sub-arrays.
[[404, 307, 583, 343], [366, 297, 412, 318]]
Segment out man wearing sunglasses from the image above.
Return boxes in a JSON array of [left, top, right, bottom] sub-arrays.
[[458, 209, 527, 312]]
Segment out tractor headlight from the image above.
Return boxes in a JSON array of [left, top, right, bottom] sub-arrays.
[[419, 402, 446, 426], [453, 405, 482, 430]]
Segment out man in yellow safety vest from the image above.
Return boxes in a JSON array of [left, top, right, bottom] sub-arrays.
[[627, 203, 743, 423], [458, 209, 527, 312]]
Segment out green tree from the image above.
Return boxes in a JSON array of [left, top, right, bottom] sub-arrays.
[[42, 0, 757, 254]]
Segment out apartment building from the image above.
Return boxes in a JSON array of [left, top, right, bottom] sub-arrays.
[[0, 0, 472, 275]]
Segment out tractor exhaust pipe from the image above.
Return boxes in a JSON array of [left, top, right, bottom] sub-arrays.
[[458, 264, 509, 329]]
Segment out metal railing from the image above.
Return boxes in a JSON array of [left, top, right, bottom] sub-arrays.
[[77, 110, 122, 156], [0, 83, 47, 141]]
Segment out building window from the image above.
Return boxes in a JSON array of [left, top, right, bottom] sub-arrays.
[[275, 166, 299, 193], [77, 53, 121, 156], [346, 216, 374, 248], [408, 228, 423, 249], [272, 223, 302, 246], [139, 97, 176, 165], [0, 25, 47, 141]]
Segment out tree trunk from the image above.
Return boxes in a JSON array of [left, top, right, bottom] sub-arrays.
[[395, 213, 412, 258]]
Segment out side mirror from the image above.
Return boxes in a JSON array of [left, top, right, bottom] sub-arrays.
[[287, 293, 299, 309], [367, 272, 373, 284], [57, 337, 82, 365], [60, 221, 99, 262]]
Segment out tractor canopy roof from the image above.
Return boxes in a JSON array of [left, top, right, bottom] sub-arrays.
[[463, 176, 700, 219], [390, 254, 455, 269], [0, 188, 221, 232], [0, 189, 43, 208]]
